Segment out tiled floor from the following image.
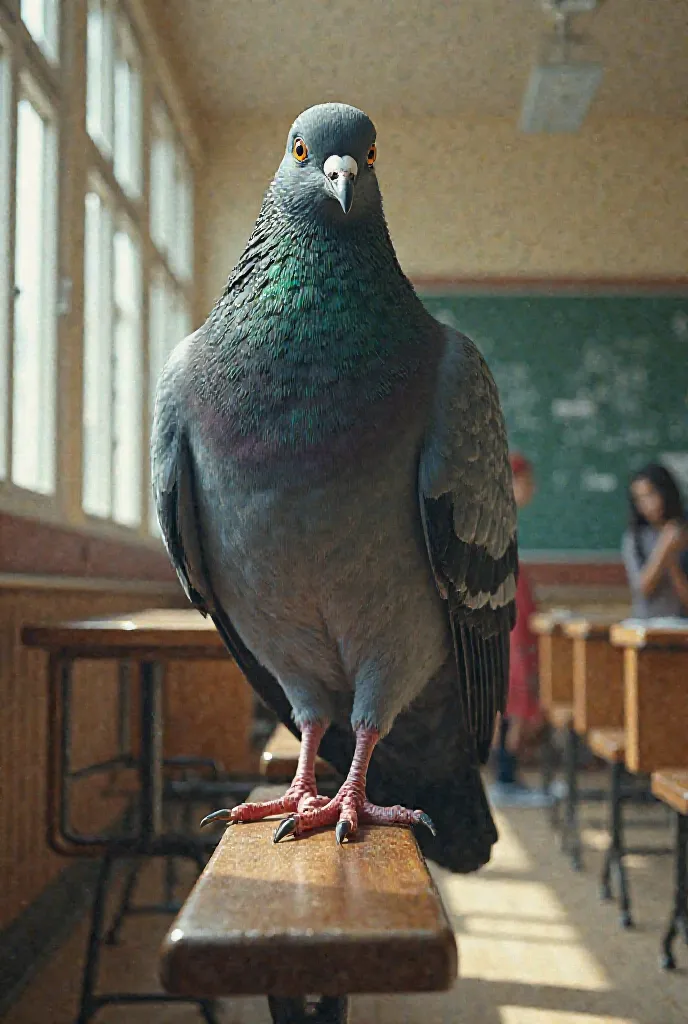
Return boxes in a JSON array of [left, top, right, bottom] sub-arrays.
[[4, 783, 687, 1024]]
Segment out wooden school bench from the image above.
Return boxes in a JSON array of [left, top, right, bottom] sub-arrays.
[[21, 608, 260, 1024], [161, 784, 457, 1024], [562, 616, 625, 871], [599, 620, 688, 931]]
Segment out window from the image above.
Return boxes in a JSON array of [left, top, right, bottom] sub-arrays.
[[2, 0, 197, 535], [112, 226, 142, 526], [87, 3, 142, 198], [82, 188, 113, 517], [86, 0, 114, 157], [82, 192, 143, 527], [11, 78, 58, 495], [20, 0, 60, 63], [0, 34, 11, 480], [113, 17, 142, 198], [151, 100, 193, 280]]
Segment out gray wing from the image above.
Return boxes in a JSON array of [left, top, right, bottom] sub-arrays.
[[419, 326, 518, 762], [151, 335, 214, 614]]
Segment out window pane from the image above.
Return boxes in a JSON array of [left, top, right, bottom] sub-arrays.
[[12, 91, 57, 494], [150, 102, 174, 257], [114, 20, 141, 197], [112, 228, 142, 526], [21, 0, 59, 63], [0, 42, 10, 479], [173, 147, 194, 281], [82, 191, 113, 517], [86, 0, 114, 157]]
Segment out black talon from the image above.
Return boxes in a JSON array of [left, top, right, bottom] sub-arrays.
[[273, 817, 298, 844], [418, 812, 437, 836], [200, 809, 235, 829], [336, 820, 352, 845]]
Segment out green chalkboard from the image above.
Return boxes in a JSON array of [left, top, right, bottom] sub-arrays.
[[419, 292, 688, 554]]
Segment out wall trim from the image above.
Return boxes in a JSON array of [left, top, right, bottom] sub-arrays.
[[0, 511, 175, 582], [414, 276, 688, 294]]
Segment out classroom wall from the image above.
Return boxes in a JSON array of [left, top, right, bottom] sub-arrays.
[[196, 115, 688, 314]]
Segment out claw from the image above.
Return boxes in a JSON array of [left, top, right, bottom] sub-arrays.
[[200, 809, 235, 829], [418, 812, 437, 837], [335, 820, 353, 845], [273, 816, 298, 844]]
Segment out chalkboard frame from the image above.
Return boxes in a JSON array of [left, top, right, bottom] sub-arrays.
[[413, 277, 688, 560]]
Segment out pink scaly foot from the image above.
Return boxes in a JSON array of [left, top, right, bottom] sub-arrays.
[[199, 722, 329, 829], [273, 726, 436, 845]]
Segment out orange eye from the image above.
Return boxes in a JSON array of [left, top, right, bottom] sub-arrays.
[[292, 137, 309, 162], [367, 143, 377, 166]]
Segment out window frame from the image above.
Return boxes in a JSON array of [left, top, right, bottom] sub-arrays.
[[0, 0, 200, 541], [0, 22, 13, 482], [11, 69, 59, 497]]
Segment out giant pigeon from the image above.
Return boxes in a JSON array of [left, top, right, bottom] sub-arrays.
[[151, 103, 518, 873]]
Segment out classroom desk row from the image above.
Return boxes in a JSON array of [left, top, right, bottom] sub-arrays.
[[530, 611, 688, 968]]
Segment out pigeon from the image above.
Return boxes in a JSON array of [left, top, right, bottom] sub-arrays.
[[151, 102, 518, 873]]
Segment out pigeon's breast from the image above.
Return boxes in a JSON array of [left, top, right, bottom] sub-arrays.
[[193, 415, 449, 711]]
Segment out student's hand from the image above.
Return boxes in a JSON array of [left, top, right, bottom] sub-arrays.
[[660, 521, 688, 558]]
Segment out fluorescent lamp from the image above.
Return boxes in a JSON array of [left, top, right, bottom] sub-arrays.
[[519, 60, 604, 132]]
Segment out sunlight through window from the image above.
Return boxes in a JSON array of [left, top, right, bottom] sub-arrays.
[[11, 81, 57, 494]]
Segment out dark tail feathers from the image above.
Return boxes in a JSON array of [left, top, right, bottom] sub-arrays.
[[414, 764, 497, 873]]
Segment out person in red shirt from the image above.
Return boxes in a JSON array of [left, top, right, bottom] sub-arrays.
[[488, 452, 550, 807]]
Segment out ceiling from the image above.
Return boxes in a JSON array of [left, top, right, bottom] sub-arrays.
[[155, 0, 688, 123]]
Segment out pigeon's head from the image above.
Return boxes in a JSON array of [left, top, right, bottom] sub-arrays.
[[274, 103, 381, 225]]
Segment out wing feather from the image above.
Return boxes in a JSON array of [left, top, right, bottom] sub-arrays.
[[419, 326, 518, 762]]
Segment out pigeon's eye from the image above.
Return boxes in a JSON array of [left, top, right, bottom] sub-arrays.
[[292, 137, 309, 163], [367, 144, 377, 166]]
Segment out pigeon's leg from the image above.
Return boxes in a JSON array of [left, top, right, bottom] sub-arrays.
[[200, 721, 329, 828], [274, 726, 435, 844]]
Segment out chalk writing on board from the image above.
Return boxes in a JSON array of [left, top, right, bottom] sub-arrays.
[[581, 470, 618, 493], [552, 398, 595, 419], [672, 312, 688, 340]]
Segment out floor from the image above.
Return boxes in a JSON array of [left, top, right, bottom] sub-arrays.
[[3, 780, 687, 1024]]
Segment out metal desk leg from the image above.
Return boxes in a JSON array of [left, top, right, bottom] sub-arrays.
[[139, 661, 164, 841], [562, 725, 582, 870], [600, 761, 633, 928], [77, 855, 114, 1024], [661, 812, 688, 969]]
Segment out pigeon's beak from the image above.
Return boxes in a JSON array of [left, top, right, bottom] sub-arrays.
[[323, 155, 358, 215], [332, 173, 355, 215]]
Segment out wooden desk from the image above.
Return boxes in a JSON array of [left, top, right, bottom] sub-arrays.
[[161, 784, 457, 1018], [610, 622, 688, 775], [563, 618, 625, 735], [530, 611, 577, 710], [22, 609, 252, 1023], [22, 609, 243, 856]]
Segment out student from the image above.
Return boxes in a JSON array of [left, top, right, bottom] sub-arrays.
[[622, 462, 688, 618], [489, 452, 550, 808]]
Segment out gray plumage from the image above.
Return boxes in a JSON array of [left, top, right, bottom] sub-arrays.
[[151, 103, 518, 872]]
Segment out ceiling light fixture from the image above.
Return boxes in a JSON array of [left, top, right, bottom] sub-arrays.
[[519, 0, 604, 134]]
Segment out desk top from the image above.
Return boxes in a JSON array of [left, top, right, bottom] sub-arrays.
[[562, 615, 624, 640], [21, 608, 229, 659], [610, 619, 688, 650], [530, 605, 630, 636], [160, 808, 457, 997], [529, 610, 578, 636]]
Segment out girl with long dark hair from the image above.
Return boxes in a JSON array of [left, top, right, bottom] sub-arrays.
[[622, 462, 688, 618]]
